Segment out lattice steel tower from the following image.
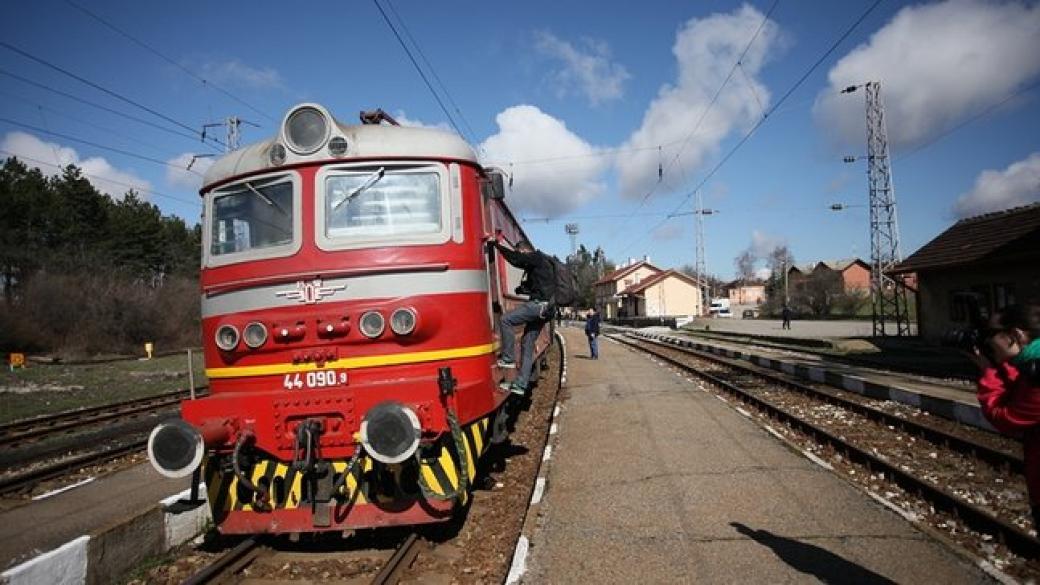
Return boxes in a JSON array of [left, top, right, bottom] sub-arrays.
[[861, 81, 911, 336], [694, 190, 708, 312]]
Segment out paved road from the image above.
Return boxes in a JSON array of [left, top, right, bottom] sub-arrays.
[[522, 329, 987, 583]]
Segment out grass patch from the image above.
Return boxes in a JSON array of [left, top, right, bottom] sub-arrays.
[[0, 352, 207, 424]]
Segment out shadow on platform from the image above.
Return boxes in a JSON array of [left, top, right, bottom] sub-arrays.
[[730, 522, 895, 584]]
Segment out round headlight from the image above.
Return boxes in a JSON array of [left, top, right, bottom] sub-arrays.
[[215, 324, 240, 351], [359, 311, 385, 338], [328, 136, 349, 156], [390, 308, 417, 335], [360, 402, 421, 464], [243, 322, 268, 348], [285, 106, 329, 154], [269, 143, 286, 166]]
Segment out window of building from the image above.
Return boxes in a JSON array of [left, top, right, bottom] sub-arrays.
[[994, 283, 1017, 310]]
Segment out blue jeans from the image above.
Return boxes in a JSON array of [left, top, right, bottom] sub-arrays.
[[587, 334, 598, 359], [500, 301, 548, 387]]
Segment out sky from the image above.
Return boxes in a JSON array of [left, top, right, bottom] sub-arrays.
[[1, 0, 1038, 281]]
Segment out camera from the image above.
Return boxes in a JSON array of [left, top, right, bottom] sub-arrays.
[[941, 292, 998, 363]]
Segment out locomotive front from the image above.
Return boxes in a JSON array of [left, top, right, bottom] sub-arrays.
[[147, 104, 508, 533]]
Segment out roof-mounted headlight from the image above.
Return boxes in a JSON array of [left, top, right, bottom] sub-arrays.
[[284, 105, 330, 155]]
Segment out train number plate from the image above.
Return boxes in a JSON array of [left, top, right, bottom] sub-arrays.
[[283, 370, 348, 390]]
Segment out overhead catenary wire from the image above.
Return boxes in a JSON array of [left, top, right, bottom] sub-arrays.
[[618, 0, 886, 256], [1, 89, 183, 157], [1, 149, 201, 207], [636, 0, 781, 207], [0, 41, 227, 150], [371, 0, 467, 141], [62, 0, 275, 123], [0, 117, 204, 176], [893, 78, 1040, 163], [383, 0, 479, 146], [0, 68, 221, 151]]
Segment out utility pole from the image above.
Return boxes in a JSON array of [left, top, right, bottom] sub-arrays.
[[841, 82, 911, 337], [690, 191, 718, 316], [565, 223, 580, 257], [203, 116, 260, 153]]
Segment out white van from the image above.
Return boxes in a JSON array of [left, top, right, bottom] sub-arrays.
[[709, 298, 732, 317]]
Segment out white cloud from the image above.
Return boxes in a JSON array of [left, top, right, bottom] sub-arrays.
[[196, 58, 283, 89], [2, 131, 151, 199], [392, 110, 451, 131], [479, 105, 606, 216], [754, 267, 773, 280], [535, 31, 630, 105], [954, 152, 1040, 218], [616, 4, 780, 197], [166, 152, 213, 190], [814, 0, 1040, 148]]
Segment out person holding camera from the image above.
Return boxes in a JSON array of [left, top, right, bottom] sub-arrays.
[[975, 302, 1040, 525], [490, 238, 554, 396]]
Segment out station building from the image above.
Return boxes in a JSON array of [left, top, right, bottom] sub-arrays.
[[617, 270, 704, 318], [593, 259, 661, 319], [891, 202, 1040, 343]]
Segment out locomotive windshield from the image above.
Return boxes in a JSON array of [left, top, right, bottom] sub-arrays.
[[323, 169, 442, 240], [209, 175, 295, 257]]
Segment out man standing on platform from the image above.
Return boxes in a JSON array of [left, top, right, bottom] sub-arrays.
[[585, 307, 601, 359], [782, 304, 792, 330], [491, 238, 555, 395]]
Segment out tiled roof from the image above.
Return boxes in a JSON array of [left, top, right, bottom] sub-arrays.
[[892, 202, 1040, 273], [593, 261, 662, 285], [817, 258, 868, 271], [620, 270, 702, 295]]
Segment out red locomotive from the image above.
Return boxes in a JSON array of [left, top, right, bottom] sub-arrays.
[[147, 103, 551, 534]]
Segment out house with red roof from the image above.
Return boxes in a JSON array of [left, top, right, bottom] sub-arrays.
[[593, 259, 662, 319], [617, 270, 704, 318]]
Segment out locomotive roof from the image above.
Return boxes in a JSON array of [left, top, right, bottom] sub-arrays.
[[203, 106, 479, 188]]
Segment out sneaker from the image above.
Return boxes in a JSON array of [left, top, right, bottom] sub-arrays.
[[497, 358, 517, 369], [499, 380, 526, 395]]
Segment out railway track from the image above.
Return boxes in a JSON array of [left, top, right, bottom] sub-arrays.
[[0, 387, 206, 448], [181, 533, 422, 585], [616, 333, 1040, 561], [0, 437, 147, 497]]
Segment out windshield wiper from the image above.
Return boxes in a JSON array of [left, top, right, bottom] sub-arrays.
[[333, 167, 385, 210], [244, 182, 288, 216]]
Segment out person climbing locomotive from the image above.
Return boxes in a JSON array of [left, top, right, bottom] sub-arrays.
[[490, 238, 556, 395], [974, 302, 1040, 526]]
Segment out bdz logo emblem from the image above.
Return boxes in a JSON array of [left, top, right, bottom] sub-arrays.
[[276, 279, 345, 304]]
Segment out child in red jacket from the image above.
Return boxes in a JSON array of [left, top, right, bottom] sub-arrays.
[[976, 303, 1040, 526]]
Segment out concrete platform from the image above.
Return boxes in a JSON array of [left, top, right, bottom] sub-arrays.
[[0, 461, 209, 585], [522, 329, 991, 584], [630, 328, 992, 432]]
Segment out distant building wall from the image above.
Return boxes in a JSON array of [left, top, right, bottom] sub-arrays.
[[842, 263, 871, 291], [728, 285, 765, 305], [643, 276, 701, 317]]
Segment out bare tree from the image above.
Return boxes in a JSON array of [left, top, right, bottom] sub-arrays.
[[734, 250, 756, 281]]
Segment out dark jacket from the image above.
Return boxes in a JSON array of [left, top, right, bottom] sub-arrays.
[[496, 243, 554, 302], [585, 313, 601, 335]]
